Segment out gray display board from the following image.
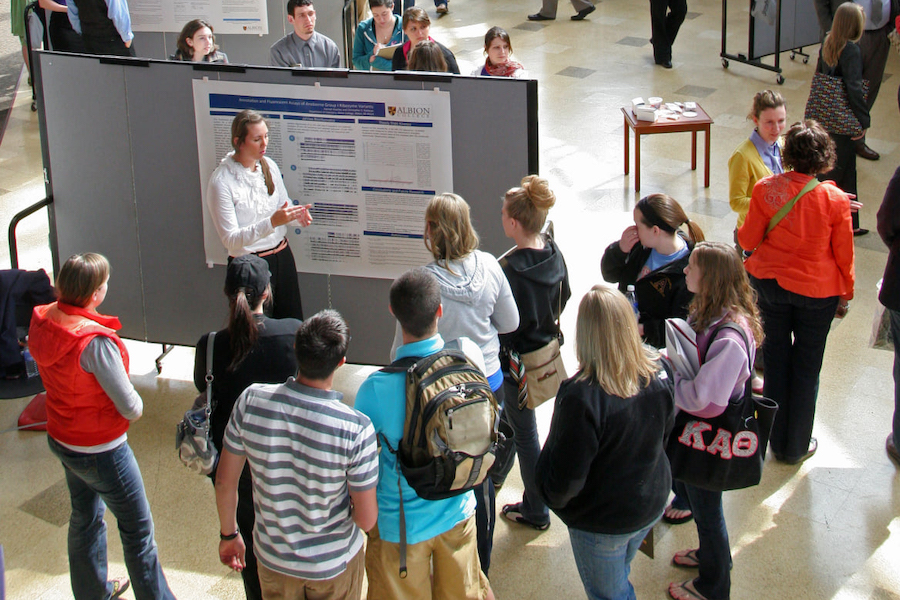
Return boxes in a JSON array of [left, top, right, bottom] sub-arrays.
[[33, 53, 538, 365], [750, 0, 821, 60], [131, 0, 350, 68]]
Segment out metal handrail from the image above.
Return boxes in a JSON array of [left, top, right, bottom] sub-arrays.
[[8, 196, 52, 269]]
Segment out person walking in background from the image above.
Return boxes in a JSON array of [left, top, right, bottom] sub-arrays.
[[29, 253, 175, 600], [814, 0, 900, 161], [527, 0, 595, 21], [536, 285, 674, 600], [815, 2, 871, 235], [649, 0, 687, 68]]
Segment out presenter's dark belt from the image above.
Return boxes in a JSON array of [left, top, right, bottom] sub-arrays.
[[252, 238, 288, 258]]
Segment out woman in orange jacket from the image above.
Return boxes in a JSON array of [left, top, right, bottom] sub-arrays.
[[738, 120, 854, 465]]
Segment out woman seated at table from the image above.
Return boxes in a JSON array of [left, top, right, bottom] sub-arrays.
[[470, 27, 527, 78], [207, 109, 313, 320], [172, 19, 228, 63], [391, 7, 460, 73], [352, 0, 403, 71]]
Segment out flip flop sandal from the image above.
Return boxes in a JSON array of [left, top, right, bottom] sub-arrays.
[[663, 504, 694, 525], [668, 580, 710, 600], [672, 548, 700, 569], [501, 503, 550, 531]]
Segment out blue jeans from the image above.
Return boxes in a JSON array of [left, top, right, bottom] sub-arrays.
[[501, 376, 550, 524], [567, 519, 658, 600], [48, 437, 174, 600], [675, 481, 731, 600], [890, 309, 900, 449], [752, 276, 838, 460], [474, 379, 503, 576]]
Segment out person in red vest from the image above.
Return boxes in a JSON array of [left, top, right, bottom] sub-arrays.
[[29, 253, 175, 600]]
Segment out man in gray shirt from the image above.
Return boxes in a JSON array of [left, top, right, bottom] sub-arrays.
[[270, 0, 342, 68]]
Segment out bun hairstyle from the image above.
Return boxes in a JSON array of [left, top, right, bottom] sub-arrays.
[[748, 89, 785, 120], [781, 120, 836, 175], [230, 110, 275, 195], [504, 174, 556, 235], [424, 193, 480, 266], [635, 193, 705, 245]]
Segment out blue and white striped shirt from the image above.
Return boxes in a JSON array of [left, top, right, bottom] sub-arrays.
[[224, 378, 378, 580]]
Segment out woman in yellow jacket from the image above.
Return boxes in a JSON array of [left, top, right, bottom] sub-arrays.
[[728, 90, 787, 252]]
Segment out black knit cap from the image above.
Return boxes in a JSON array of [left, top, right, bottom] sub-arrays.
[[225, 254, 270, 297]]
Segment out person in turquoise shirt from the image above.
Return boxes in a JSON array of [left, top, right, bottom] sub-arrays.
[[352, 0, 403, 71]]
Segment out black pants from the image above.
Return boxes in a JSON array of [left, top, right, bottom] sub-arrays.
[[229, 243, 304, 320], [819, 133, 859, 230], [82, 34, 135, 57], [649, 0, 687, 63], [211, 465, 262, 600]]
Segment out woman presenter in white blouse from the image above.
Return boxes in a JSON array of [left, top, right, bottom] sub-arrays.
[[207, 109, 312, 319]]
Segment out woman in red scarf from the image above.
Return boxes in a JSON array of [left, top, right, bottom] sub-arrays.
[[471, 27, 527, 78]]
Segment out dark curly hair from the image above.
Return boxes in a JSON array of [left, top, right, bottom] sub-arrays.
[[782, 120, 836, 175]]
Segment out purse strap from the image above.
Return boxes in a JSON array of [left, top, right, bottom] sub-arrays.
[[751, 178, 820, 252], [204, 331, 216, 415], [704, 321, 753, 403]]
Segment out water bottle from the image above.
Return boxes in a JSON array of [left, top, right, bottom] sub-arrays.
[[625, 285, 639, 319], [23, 349, 39, 378]]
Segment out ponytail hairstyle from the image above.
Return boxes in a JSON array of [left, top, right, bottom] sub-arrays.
[[230, 109, 275, 195], [823, 2, 865, 67], [503, 174, 556, 235], [424, 193, 480, 269], [687, 241, 764, 346], [635, 193, 705, 245], [225, 283, 272, 371]]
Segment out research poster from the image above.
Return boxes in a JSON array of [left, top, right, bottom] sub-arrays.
[[130, 0, 268, 34], [193, 79, 453, 280]]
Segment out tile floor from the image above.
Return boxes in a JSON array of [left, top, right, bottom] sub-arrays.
[[1, 0, 899, 598]]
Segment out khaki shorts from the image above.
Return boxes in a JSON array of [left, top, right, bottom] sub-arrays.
[[365, 516, 490, 600], [257, 547, 364, 600]]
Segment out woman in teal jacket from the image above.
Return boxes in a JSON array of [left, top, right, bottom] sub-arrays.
[[352, 0, 404, 71]]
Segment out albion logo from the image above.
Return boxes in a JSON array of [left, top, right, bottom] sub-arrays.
[[676, 419, 758, 459], [387, 105, 431, 118]]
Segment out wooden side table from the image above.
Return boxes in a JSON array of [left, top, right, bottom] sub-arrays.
[[622, 105, 713, 192]]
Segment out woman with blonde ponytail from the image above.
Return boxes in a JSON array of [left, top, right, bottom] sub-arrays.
[[193, 255, 302, 600], [498, 175, 571, 531]]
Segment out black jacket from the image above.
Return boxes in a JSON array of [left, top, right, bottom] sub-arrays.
[[878, 166, 900, 310], [600, 236, 693, 349], [499, 236, 571, 356], [535, 367, 675, 534]]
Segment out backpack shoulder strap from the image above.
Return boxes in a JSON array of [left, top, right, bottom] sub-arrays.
[[380, 355, 418, 374]]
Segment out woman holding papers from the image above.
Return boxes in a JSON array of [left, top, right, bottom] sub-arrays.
[[352, 0, 403, 71], [207, 110, 313, 320], [668, 241, 762, 600], [738, 120, 854, 465], [536, 285, 673, 600], [601, 195, 704, 354]]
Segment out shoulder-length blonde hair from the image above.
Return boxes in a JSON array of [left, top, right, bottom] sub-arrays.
[[576, 285, 659, 398], [823, 2, 865, 67], [687, 242, 764, 345], [424, 193, 479, 266]]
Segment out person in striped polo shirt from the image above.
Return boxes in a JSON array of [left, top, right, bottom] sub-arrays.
[[214, 310, 379, 599]]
